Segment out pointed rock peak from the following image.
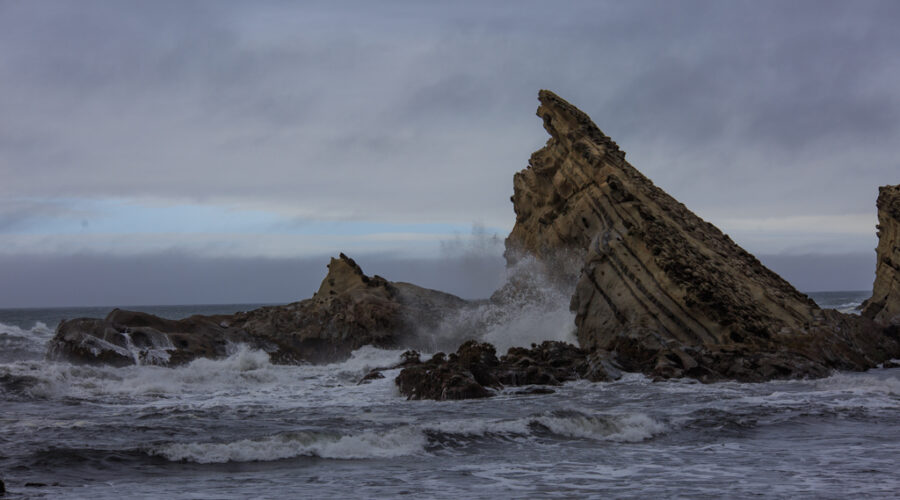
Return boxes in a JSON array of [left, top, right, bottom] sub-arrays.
[[316, 253, 371, 297], [536, 90, 625, 163]]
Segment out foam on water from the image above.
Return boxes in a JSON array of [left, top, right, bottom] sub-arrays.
[[532, 412, 667, 442], [153, 427, 428, 463], [0, 344, 407, 407], [0, 321, 55, 361], [150, 409, 667, 464]]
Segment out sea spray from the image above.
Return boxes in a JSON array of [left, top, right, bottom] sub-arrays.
[[415, 255, 578, 353]]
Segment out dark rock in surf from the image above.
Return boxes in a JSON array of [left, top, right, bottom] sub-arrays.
[[357, 370, 385, 384], [395, 340, 615, 401], [47, 254, 469, 366]]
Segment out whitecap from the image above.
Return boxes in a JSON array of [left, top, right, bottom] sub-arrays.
[[152, 426, 427, 463]]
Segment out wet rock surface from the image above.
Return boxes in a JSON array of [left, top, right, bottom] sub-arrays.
[[47, 254, 468, 366], [395, 340, 614, 401]]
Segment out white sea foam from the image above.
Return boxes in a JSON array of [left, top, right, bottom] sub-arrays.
[[532, 412, 667, 442], [813, 371, 900, 396], [153, 427, 427, 463], [0, 321, 54, 339], [2, 344, 407, 408], [151, 410, 666, 464], [0, 321, 55, 359], [420, 255, 578, 353]]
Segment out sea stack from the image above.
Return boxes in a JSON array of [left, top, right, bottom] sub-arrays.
[[509, 90, 819, 348], [507, 90, 900, 380], [862, 185, 900, 325]]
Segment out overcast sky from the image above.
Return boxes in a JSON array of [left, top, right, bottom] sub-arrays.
[[1, 0, 897, 307]]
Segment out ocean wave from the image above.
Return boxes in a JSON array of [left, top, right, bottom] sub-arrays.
[[152, 427, 427, 463], [530, 411, 667, 442], [813, 371, 900, 396], [0, 345, 405, 406], [0, 321, 54, 339], [150, 409, 666, 464], [0, 321, 55, 361]]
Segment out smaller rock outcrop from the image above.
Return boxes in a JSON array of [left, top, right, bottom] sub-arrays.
[[395, 340, 615, 401], [863, 185, 900, 325], [46, 254, 469, 366]]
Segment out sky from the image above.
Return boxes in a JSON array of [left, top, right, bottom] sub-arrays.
[[1, 0, 898, 307]]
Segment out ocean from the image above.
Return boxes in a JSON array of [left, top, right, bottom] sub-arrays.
[[2, 291, 899, 499]]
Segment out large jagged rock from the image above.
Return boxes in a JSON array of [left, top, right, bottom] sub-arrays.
[[506, 90, 900, 380], [46, 254, 468, 366], [862, 185, 900, 325]]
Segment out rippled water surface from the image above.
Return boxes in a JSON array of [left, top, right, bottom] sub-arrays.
[[2, 292, 899, 499]]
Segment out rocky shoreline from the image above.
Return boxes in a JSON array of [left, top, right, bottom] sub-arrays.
[[46, 91, 900, 400]]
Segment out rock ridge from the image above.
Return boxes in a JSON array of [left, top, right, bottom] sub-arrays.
[[47, 254, 468, 366]]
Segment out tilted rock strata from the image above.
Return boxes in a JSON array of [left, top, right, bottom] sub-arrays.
[[394, 340, 614, 401], [507, 90, 900, 379], [863, 185, 900, 325], [47, 254, 468, 366]]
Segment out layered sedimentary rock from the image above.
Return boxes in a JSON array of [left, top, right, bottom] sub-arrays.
[[47, 254, 467, 366], [862, 185, 900, 325], [506, 90, 900, 380]]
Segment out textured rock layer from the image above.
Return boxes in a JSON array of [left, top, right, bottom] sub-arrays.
[[507, 90, 900, 380], [863, 185, 900, 325]]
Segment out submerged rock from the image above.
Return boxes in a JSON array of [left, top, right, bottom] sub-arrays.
[[47, 254, 468, 366], [395, 340, 614, 401], [505, 90, 900, 380], [862, 184, 900, 325]]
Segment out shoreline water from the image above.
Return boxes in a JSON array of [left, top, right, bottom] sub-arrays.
[[4, 290, 899, 498]]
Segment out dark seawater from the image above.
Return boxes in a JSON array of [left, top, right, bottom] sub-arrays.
[[2, 291, 899, 499]]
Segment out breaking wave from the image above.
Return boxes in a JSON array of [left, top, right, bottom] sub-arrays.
[[151, 410, 666, 464], [153, 427, 428, 463], [0, 321, 55, 362], [419, 255, 578, 353]]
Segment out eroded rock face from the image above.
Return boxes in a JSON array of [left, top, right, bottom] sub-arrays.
[[507, 90, 900, 379], [395, 340, 614, 401], [863, 185, 900, 325], [47, 254, 468, 366]]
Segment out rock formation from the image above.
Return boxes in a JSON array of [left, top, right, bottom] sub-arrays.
[[862, 185, 900, 325], [45, 89, 900, 391], [395, 340, 614, 401], [47, 254, 468, 366], [505, 90, 900, 381]]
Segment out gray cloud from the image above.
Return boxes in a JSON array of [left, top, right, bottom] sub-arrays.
[[0, 0, 896, 301]]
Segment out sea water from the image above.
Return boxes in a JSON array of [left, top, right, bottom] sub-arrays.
[[1, 291, 899, 499]]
